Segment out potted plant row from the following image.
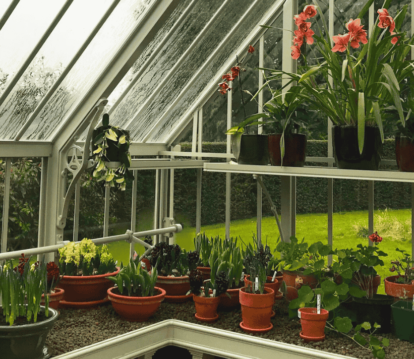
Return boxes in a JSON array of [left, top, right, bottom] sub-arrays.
[[0, 256, 59, 359]]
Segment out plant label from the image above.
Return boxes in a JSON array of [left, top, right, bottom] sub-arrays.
[[298, 310, 301, 319], [240, 272, 244, 281], [213, 289, 216, 297], [140, 261, 146, 269], [272, 271, 277, 282], [317, 294, 321, 314], [255, 277, 259, 292]]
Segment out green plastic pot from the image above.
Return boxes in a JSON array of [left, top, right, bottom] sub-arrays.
[[0, 306, 59, 359], [392, 300, 414, 343]]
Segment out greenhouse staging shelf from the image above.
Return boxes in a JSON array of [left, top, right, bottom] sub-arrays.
[[204, 162, 414, 183], [46, 301, 413, 359]]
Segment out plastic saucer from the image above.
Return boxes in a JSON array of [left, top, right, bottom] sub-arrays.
[[195, 313, 219, 323], [299, 331, 325, 342], [239, 322, 273, 333], [59, 297, 109, 309], [164, 293, 193, 303]]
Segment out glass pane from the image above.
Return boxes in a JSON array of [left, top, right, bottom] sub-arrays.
[[0, 0, 115, 140], [147, 0, 276, 143], [0, 0, 66, 96], [202, 90, 228, 143], [22, 0, 156, 141], [0, 1, 13, 19], [108, 0, 223, 131]]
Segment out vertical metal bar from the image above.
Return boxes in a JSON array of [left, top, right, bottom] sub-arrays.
[[257, 35, 264, 244], [281, 176, 292, 242], [153, 168, 160, 244], [412, 0, 414, 61], [1, 158, 11, 254], [130, 170, 138, 258], [159, 169, 166, 242], [192, 111, 198, 160], [412, 183, 414, 258], [225, 80, 233, 240], [169, 163, 175, 244], [73, 181, 81, 242], [37, 158, 48, 262], [291, 176, 296, 237], [327, 0, 334, 265], [15, 0, 120, 141], [198, 108, 203, 158], [196, 108, 203, 235], [103, 183, 110, 237], [0, 0, 74, 107], [0, 0, 20, 32], [368, 181, 374, 247]]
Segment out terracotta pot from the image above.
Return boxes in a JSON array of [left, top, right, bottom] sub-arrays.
[[56, 267, 120, 303], [193, 293, 220, 322], [41, 288, 65, 310], [283, 270, 317, 300], [156, 275, 190, 296], [299, 307, 329, 342], [141, 258, 151, 271], [244, 275, 280, 298], [219, 287, 241, 309], [396, 135, 414, 172], [107, 287, 165, 322], [197, 266, 211, 281], [385, 275, 414, 300], [352, 274, 381, 298], [239, 287, 274, 332], [268, 133, 307, 167]]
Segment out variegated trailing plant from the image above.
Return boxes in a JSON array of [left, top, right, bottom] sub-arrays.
[[92, 113, 133, 191], [0, 255, 50, 326]]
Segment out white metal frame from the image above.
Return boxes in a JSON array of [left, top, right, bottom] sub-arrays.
[[0, 0, 19, 31]]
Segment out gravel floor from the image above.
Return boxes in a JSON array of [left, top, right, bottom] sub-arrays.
[[46, 299, 414, 359]]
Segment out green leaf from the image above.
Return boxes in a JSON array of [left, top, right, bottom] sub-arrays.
[[349, 286, 367, 298], [382, 63, 400, 91], [299, 64, 324, 83], [342, 59, 348, 82], [361, 322, 372, 330], [370, 336, 381, 346], [374, 349, 385, 359], [298, 285, 315, 304], [357, 0, 374, 18], [308, 242, 322, 254], [372, 102, 384, 143], [323, 293, 340, 311], [353, 333, 367, 346], [336, 283, 349, 296], [358, 92, 365, 155], [314, 259, 325, 271], [382, 338, 390, 347], [319, 245, 332, 256], [321, 280, 336, 294], [337, 250, 346, 259], [334, 317, 353, 333]]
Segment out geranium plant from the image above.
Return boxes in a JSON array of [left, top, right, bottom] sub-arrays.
[[58, 238, 117, 276], [389, 248, 414, 284], [261, 0, 414, 154]]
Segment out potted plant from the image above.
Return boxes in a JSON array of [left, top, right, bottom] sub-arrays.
[[148, 242, 191, 302], [56, 238, 120, 307], [92, 113, 133, 191], [40, 261, 64, 310], [239, 257, 274, 333], [107, 257, 165, 322], [188, 265, 229, 323], [385, 248, 414, 300], [194, 233, 215, 280], [222, 46, 269, 165], [0, 257, 59, 359], [391, 289, 414, 343], [395, 114, 414, 172], [264, 2, 413, 170]]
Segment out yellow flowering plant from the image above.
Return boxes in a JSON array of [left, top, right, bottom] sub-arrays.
[[58, 238, 117, 276]]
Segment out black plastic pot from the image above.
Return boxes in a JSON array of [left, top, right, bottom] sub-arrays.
[[343, 294, 393, 334], [0, 306, 59, 359], [392, 300, 414, 342], [268, 133, 307, 167], [231, 134, 269, 165], [332, 126, 382, 170], [395, 135, 414, 172]]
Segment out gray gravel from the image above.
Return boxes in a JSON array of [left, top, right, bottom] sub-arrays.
[[46, 299, 414, 358]]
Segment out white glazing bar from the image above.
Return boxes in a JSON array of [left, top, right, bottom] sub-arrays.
[[73, 181, 81, 243], [130, 171, 138, 258], [15, 0, 121, 141], [0, 0, 74, 107], [198, 108, 203, 159], [169, 163, 175, 244], [327, 0, 334, 265], [153, 168, 160, 244], [0, 0, 20, 32], [191, 111, 198, 160], [196, 108, 203, 235], [368, 181, 374, 247], [225, 80, 232, 240], [124, 0, 232, 136], [159, 169, 166, 242], [37, 158, 48, 262], [257, 36, 264, 243], [108, 0, 197, 116], [103, 183, 110, 238], [1, 158, 11, 255]]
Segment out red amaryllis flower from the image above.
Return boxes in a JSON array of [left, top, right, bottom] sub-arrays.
[[294, 28, 314, 45], [17, 253, 29, 276], [231, 66, 240, 78], [291, 45, 301, 60], [369, 231, 383, 243], [222, 74, 232, 81], [219, 89, 227, 95], [293, 34, 304, 47], [332, 33, 350, 52], [47, 262, 60, 283], [378, 9, 395, 33], [298, 21, 311, 34], [391, 32, 400, 45], [219, 82, 230, 90], [294, 12, 307, 26], [248, 45, 255, 53], [303, 5, 317, 19], [346, 19, 368, 49]]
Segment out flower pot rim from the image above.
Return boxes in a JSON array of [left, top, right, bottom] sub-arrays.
[[240, 286, 274, 296], [59, 267, 120, 279], [107, 286, 166, 302], [0, 305, 58, 331], [385, 275, 414, 285], [41, 287, 65, 298], [156, 274, 189, 279], [245, 275, 278, 285], [298, 307, 329, 319]]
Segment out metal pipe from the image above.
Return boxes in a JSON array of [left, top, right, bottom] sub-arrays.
[[0, 0, 74, 107], [153, 168, 160, 244], [191, 111, 198, 160], [76, 233, 131, 245], [14, 0, 120, 141], [103, 183, 110, 237], [73, 181, 81, 242], [133, 224, 182, 238], [0, 242, 69, 261], [1, 158, 11, 254], [131, 235, 152, 249], [37, 158, 48, 262], [368, 181, 374, 247], [130, 170, 138, 259], [0, 0, 20, 32], [257, 35, 264, 243], [225, 78, 232, 240]]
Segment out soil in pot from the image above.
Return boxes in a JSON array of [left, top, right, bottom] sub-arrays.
[[385, 275, 414, 300], [396, 135, 414, 172], [193, 293, 220, 322], [231, 134, 269, 165], [268, 133, 306, 167], [392, 300, 414, 343], [298, 307, 329, 342], [332, 125, 382, 170]]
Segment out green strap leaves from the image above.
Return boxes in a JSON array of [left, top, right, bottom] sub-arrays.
[[358, 92, 366, 155]]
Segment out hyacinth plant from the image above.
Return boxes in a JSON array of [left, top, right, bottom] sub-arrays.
[[261, 0, 414, 154], [0, 255, 50, 326], [58, 238, 117, 276]]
